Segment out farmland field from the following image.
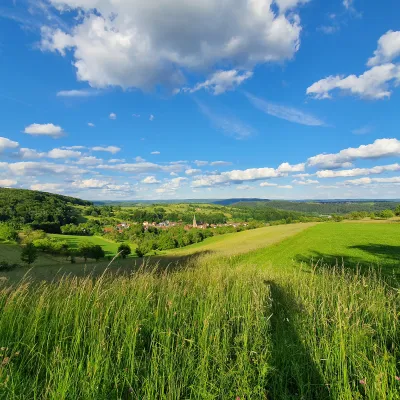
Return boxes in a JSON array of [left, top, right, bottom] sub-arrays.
[[0, 221, 399, 398]]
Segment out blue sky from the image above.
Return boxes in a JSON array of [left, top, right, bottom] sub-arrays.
[[0, 0, 400, 200]]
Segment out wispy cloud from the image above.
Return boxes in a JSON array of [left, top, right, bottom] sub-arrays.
[[246, 93, 325, 126], [352, 125, 374, 135], [197, 101, 255, 140], [57, 89, 101, 97]]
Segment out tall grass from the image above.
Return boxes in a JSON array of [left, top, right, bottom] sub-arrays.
[[0, 255, 399, 399]]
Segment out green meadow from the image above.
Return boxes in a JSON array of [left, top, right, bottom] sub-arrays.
[[0, 221, 399, 399]]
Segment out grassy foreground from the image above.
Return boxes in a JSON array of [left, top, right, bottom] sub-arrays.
[[0, 249, 399, 399]]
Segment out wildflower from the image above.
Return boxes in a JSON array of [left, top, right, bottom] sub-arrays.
[[359, 379, 366, 385], [236, 397, 241, 400], [396, 376, 400, 381]]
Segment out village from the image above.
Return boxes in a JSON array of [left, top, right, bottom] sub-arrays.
[[107, 215, 249, 234]]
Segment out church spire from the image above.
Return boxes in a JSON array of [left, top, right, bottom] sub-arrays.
[[193, 214, 197, 228]]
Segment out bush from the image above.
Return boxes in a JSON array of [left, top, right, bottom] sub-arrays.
[[118, 244, 131, 259], [0, 223, 18, 242], [378, 210, 395, 219], [0, 261, 20, 272], [21, 243, 38, 265]]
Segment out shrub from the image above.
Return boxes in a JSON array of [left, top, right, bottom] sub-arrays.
[[21, 243, 38, 265], [118, 244, 131, 259], [0, 223, 18, 243], [378, 210, 395, 219], [0, 261, 20, 272]]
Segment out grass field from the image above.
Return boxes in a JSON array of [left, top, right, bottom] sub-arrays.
[[49, 234, 124, 256], [240, 222, 400, 276], [0, 222, 400, 398]]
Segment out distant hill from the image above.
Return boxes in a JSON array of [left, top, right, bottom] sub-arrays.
[[232, 200, 400, 215], [0, 188, 92, 232], [213, 198, 270, 206]]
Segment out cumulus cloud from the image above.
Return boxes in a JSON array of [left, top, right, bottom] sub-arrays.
[[71, 179, 110, 189], [98, 161, 183, 174], [180, 70, 253, 95], [156, 177, 187, 193], [194, 160, 209, 167], [307, 138, 400, 169], [151, 151, 160, 155], [246, 93, 325, 126], [30, 183, 64, 192], [88, 122, 95, 127], [277, 162, 305, 173], [367, 30, 400, 66], [0, 162, 86, 176], [92, 146, 121, 154], [40, 0, 305, 91], [23, 123, 64, 138], [109, 113, 117, 120], [344, 176, 400, 185], [73, 156, 103, 165], [307, 31, 400, 100], [0, 179, 17, 187], [17, 148, 46, 159], [316, 163, 400, 178], [0, 137, 19, 153], [192, 167, 282, 187], [185, 168, 201, 176], [47, 148, 82, 159], [142, 176, 160, 184]]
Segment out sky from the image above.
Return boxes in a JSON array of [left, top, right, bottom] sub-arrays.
[[0, 0, 400, 201]]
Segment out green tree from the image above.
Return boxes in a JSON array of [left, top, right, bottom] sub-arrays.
[[118, 243, 131, 259], [21, 243, 38, 265], [379, 209, 395, 219], [395, 205, 400, 216], [0, 223, 18, 242]]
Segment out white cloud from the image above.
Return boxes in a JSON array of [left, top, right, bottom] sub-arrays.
[[307, 138, 400, 169], [277, 162, 305, 173], [367, 30, 400, 66], [151, 151, 160, 155], [135, 156, 146, 162], [308, 31, 400, 100], [192, 167, 282, 187], [278, 185, 293, 189], [185, 168, 201, 176], [30, 183, 64, 192], [88, 122, 95, 127], [142, 176, 160, 184], [132, 114, 140, 118], [343, 0, 353, 10], [210, 161, 232, 166], [0, 137, 19, 153], [293, 179, 319, 185], [260, 182, 278, 187], [57, 89, 99, 97], [149, 115, 155, 121], [47, 148, 82, 159], [18, 148, 46, 159], [73, 156, 103, 165], [155, 177, 187, 193], [0, 179, 17, 187], [307, 63, 400, 100], [24, 123, 64, 138], [0, 162, 86, 176], [109, 113, 117, 120], [71, 179, 110, 189], [344, 176, 400, 185], [236, 185, 254, 190], [180, 70, 253, 95], [40, 0, 304, 91], [246, 93, 325, 126], [316, 163, 400, 178], [92, 146, 121, 154], [98, 161, 183, 174]]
